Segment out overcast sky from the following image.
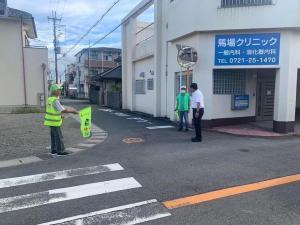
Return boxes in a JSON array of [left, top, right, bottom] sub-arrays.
[[8, 0, 153, 79]]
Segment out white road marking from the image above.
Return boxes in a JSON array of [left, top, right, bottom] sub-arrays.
[[0, 157, 43, 169], [146, 126, 175, 130], [77, 143, 96, 148], [127, 117, 143, 120], [136, 120, 148, 123], [92, 132, 108, 136], [114, 112, 130, 117], [0, 177, 142, 213], [0, 164, 124, 189], [86, 139, 104, 144], [65, 147, 85, 153], [98, 109, 114, 113], [38, 200, 171, 225], [90, 135, 106, 139]]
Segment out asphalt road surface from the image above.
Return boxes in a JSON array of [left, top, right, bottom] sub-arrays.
[[0, 101, 299, 225]]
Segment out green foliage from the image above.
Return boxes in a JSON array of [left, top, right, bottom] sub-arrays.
[[111, 84, 122, 92]]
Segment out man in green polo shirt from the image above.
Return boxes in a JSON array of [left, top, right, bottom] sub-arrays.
[[175, 86, 191, 131], [44, 84, 78, 156]]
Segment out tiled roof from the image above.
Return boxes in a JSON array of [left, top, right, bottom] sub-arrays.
[[92, 65, 122, 81]]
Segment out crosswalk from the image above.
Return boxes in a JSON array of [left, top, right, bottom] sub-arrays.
[[0, 163, 171, 225]]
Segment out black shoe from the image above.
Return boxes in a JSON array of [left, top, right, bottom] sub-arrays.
[[185, 129, 189, 132], [57, 152, 70, 156], [191, 137, 202, 142], [51, 151, 57, 155], [178, 128, 183, 131]]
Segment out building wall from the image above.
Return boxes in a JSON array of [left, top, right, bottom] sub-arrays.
[[297, 74, 300, 109], [123, 0, 300, 131], [24, 47, 48, 106], [134, 57, 155, 114], [0, 20, 24, 106], [212, 72, 257, 119], [0, 19, 48, 110], [165, 0, 300, 41]]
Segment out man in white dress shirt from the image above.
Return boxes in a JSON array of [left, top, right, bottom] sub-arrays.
[[190, 83, 205, 142]]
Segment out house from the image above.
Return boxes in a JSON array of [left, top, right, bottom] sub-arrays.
[[65, 63, 77, 97], [90, 65, 122, 108], [122, 0, 300, 133], [74, 47, 121, 98], [0, 0, 48, 113]]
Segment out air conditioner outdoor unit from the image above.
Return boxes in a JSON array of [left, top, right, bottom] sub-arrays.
[[0, 0, 7, 17]]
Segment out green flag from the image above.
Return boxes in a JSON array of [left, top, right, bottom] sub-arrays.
[[79, 107, 92, 138]]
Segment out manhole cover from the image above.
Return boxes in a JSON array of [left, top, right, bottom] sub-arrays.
[[123, 138, 144, 144]]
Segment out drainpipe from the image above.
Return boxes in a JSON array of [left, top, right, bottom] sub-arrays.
[[20, 17, 28, 106], [42, 63, 47, 109], [165, 41, 169, 117]]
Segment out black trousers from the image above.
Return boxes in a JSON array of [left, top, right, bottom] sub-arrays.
[[193, 108, 204, 140], [50, 127, 65, 154]]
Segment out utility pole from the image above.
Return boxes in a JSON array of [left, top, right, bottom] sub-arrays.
[[88, 41, 91, 78], [48, 11, 61, 84]]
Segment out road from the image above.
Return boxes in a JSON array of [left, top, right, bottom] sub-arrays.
[[0, 100, 299, 225]]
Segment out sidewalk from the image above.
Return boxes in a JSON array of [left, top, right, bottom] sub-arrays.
[[209, 121, 300, 137], [0, 113, 85, 161]]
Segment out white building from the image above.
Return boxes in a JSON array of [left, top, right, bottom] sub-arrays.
[[122, 0, 300, 133], [74, 48, 121, 98], [0, 0, 48, 113]]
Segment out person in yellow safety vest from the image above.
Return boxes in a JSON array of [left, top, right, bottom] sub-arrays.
[[44, 84, 78, 156], [175, 86, 191, 131]]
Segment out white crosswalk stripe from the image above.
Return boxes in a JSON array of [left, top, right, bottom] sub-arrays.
[[146, 125, 175, 130], [38, 200, 171, 225], [0, 163, 123, 189], [0, 163, 171, 224], [0, 177, 142, 213]]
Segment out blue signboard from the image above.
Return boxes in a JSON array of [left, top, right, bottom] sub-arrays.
[[232, 95, 249, 110], [215, 33, 280, 66]]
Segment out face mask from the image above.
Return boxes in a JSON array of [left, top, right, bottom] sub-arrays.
[[180, 90, 185, 93]]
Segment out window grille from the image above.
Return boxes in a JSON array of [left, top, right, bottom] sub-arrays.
[[221, 0, 272, 8], [213, 70, 246, 95], [147, 79, 154, 90], [135, 80, 146, 94]]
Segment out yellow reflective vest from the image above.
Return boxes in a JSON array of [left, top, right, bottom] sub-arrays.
[[44, 96, 63, 127]]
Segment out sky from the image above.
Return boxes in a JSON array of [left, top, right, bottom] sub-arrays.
[[8, 0, 154, 79]]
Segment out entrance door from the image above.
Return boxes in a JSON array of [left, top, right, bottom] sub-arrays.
[[256, 70, 276, 121]]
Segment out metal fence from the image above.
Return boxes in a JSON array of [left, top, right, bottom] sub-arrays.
[[107, 91, 122, 109]]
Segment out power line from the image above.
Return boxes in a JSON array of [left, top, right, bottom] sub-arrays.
[[90, 22, 123, 48], [59, 0, 68, 20], [59, 0, 121, 58]]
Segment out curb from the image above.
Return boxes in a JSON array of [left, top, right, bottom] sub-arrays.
[[0, 115, 108, 169]]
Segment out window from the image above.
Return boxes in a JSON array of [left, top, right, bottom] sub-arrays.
[[0, 0, 7, 16], [213, 70, 246, 95], [221, 0, 272, 8], [90, 51, 97, 59], [147, 79, 154, 90], [135, 80, 146, 94], [175, 71, 193, 96]]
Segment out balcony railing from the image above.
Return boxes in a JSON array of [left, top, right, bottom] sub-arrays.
[[84, 60, 117, 68]]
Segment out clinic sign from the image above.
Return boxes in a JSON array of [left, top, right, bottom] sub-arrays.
[[215, 33, 280, 66]]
